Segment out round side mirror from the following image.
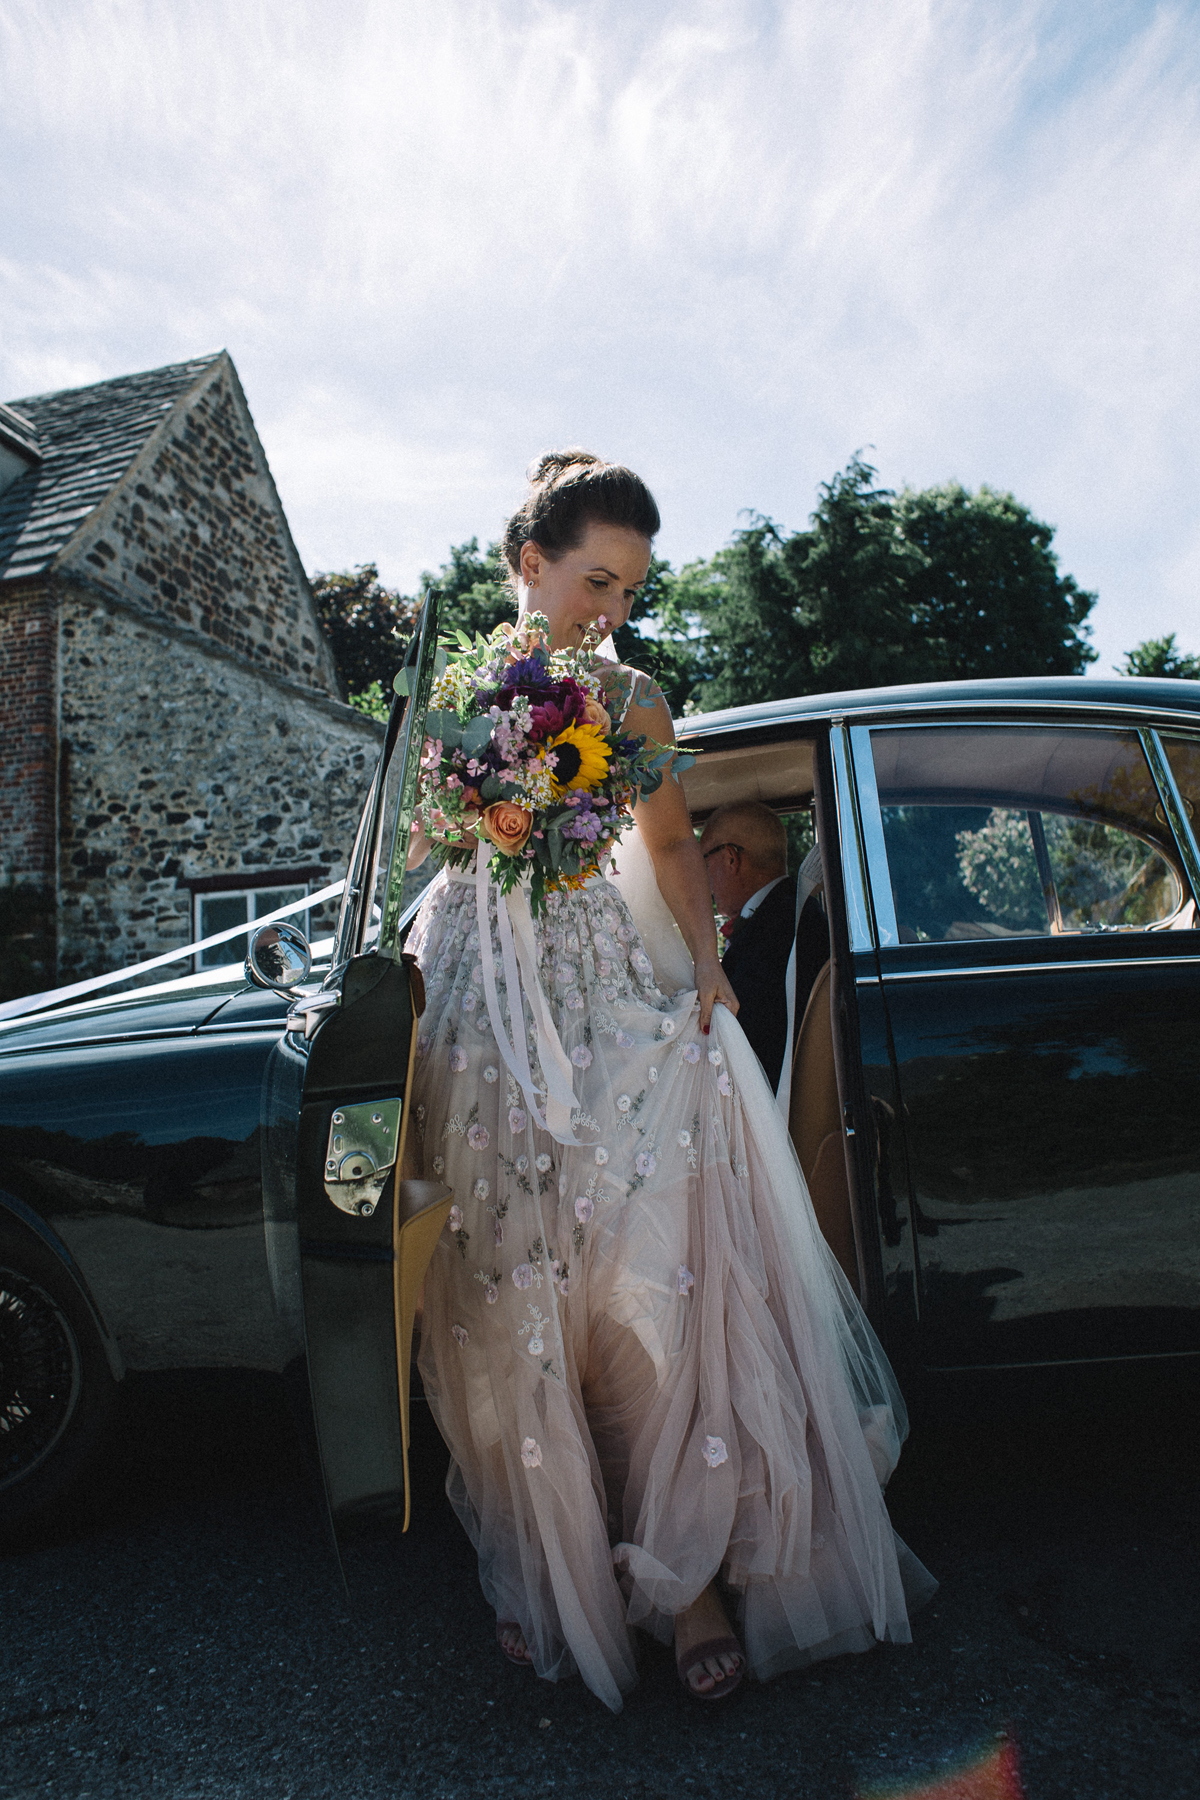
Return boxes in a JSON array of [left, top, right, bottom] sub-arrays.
[[245, 920, 312, 994]]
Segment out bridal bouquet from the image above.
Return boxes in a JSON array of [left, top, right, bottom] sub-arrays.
[[418, 612, 689, 913]]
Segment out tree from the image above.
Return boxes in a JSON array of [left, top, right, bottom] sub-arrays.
[[421, 537, 515, 641], [1118, 634, 1200, 679], [656, 457, 1098, 711], [311, 563, 415, 700]]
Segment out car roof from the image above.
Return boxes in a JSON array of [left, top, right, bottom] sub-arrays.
[[675, 674, 1200, 739]]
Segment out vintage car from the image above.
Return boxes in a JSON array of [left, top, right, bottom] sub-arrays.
[[3, 619, 1199, 1542]]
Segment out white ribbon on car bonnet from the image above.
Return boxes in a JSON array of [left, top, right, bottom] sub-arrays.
[[0, 880, 346, 1025]]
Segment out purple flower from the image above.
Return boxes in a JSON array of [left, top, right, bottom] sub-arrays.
[[467, 1123, 489, 1150], [512, 1263, 533, 1289], [571, 1045, 593, 1069], [452, 1324, 469, 1348], [521, 1437, 543, 1468], [635, 1151, 657, 1178], [448, 1205, 463, 1232], [449, 1045, 468, 1072], [702, 1435, 728, 1469], [508, 1107, 527, 1136], [678, 1264, 695, 1295]]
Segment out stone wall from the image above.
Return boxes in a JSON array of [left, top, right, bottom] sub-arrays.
[[56, 587, 384, 981], [0, 580, 56, 886], [64, 356, 341, 699]]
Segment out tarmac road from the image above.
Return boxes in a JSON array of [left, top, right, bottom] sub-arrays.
[[1, 1362, 1197, 1800]]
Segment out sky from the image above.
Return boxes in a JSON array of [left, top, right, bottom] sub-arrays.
[[2, 0, 1199, 672]]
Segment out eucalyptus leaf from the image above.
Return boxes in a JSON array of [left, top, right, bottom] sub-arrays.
[[392, 667, 411, 696], [461, 714, 496, 757], [480, 774, 502, 801], [548, 827, 563, 872]]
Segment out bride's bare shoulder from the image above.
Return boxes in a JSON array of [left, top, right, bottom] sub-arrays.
[[592, 656, 663, 725]]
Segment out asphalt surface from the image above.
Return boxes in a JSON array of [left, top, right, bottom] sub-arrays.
[[2, 1362, 1197, 1800]]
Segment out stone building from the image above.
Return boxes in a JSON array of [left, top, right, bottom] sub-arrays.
[[0, 352, 385, 1000]]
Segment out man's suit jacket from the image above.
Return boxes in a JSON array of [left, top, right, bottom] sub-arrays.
[[721, 876, 829, 1090]]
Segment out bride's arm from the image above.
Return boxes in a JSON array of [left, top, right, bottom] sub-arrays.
[[629, 685, 739, 1035]]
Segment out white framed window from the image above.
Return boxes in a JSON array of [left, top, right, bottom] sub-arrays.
[[194, 884, 310, 970]]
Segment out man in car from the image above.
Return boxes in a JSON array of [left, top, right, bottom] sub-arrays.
[[699, 801, 827, 1091]]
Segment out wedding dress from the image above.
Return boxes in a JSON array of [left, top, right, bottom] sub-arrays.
[[409, 672, 934, 1712]]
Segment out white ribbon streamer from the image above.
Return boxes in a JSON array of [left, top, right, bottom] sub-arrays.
[[0, 880, 346, 1024], [470, 845, 583, 1146]]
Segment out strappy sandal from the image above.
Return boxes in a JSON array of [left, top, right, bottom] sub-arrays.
[[496, 1620, 534, 1666], [676, 1633, 744, 1701]]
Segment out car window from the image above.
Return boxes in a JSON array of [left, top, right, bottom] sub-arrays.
[[868, 726, 1192, 944]]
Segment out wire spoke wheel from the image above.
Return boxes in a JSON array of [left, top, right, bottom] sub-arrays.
[[0, 1265, 83, 1492]]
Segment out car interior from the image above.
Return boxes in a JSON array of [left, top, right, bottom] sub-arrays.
[[680, 739, 859, 1293]]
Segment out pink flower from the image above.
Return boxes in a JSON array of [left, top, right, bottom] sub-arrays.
[[571, 1045, 593, 1069], [452, 1324, 469, 1348], [718, 1071, 732, 1096], [683, 1043, 701, 1064], [449, 1046, 468, 1072], [512, 1263, 533, 1289], [521, 1437, 543, 1469], [702, 1435, 728, 1469], [574, 1195, 594, 1224], [493, 1219, 504, 1246], [448, 1206, 463, 1232], [467, 1123, 489, 1150], [508, 1107, 527, 1136], [484, 1281, 498, 1305], [678, 1264, 695, 1295], [635, 1151, 656, 1178]]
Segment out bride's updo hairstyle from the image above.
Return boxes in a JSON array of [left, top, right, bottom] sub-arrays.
[[502, 449, 660, 582]]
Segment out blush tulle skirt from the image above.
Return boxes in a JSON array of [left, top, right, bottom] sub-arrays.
[[409, 863, 934, 1712]]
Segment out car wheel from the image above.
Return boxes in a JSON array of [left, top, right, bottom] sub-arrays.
[[0, 1222, 118, 1535]]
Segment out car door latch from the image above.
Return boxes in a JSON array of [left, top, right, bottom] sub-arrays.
[[324, 1098, 402, 1216]]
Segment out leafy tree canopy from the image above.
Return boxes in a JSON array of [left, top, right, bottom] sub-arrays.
[[657, 457, 1098, 712], [310, 563, 415, 699], [421, 537, 516, 642], [1118, 633, 1200, 679]]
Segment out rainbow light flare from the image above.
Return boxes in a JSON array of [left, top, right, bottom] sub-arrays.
[[855, 1733, 1024, 1800]]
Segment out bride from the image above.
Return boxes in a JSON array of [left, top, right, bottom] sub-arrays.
[[406, 451, 934, 1709]]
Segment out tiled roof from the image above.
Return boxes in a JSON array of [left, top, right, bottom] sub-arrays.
[[0, 353, 223, 584]]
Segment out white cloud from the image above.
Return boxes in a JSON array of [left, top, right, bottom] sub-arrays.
[[1, 0, 1198, 667]]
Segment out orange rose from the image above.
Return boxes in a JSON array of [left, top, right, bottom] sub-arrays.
[[480, 801, 533, 854], [582, 697, 611, 733]]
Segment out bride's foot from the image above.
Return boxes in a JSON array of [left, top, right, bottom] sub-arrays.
[[674, 1584, 744, 1699], [496, 1620, 534, 1666]]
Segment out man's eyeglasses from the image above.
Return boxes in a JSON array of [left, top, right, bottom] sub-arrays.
[[701, 842, 742, 862]]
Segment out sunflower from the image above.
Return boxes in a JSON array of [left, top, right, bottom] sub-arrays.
[[546, 723, 611, 795]]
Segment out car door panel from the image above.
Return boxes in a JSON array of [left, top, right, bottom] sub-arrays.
[[291, 596, 451, 1541], [853, 719, 1200, 1371]]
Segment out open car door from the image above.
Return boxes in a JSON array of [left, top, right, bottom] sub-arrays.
[[295, 594, 449, 1541]]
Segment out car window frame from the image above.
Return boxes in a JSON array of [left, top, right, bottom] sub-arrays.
[[846, 715, 1200, 956]]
